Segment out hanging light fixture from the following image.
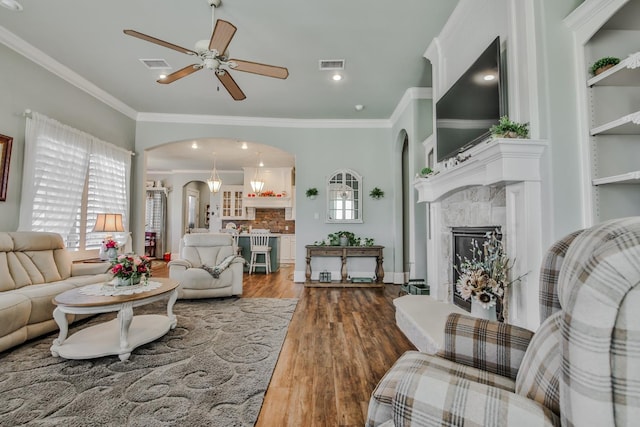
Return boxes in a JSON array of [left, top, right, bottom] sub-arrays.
[[250, 152, 265, 194], [207, 152, 222, 193]]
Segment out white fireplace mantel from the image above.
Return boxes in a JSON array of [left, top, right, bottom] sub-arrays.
[[415, 138, 548, 331], [415, 138, 548, 203]]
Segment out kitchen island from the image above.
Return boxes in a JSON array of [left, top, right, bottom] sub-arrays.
[[237, 234, 281, 273]]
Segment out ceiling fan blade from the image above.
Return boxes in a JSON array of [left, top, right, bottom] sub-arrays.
[[229, 59, 289, 79], [216, 71, 246, 101], [209, 20, 237, 55], [157, 65, 202, 84], [124, 30, 198, 56]]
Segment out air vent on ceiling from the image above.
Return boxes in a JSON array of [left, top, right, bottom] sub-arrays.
[[139, 59, 171, 69], [319, 59, 345, 70]]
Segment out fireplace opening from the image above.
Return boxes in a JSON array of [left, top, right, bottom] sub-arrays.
[[451, 226, 502, 314]]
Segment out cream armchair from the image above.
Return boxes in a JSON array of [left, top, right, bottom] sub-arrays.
[[168, 233, 244, 299], [368, 216, 640, 427]]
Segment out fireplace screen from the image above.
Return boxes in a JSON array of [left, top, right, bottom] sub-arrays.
[[451, 226, 502, 313]]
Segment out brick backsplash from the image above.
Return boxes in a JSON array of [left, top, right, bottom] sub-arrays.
[[222, 208, 295, 234]]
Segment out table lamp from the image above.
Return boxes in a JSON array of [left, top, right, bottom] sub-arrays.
[[93, 213, 125, 260]]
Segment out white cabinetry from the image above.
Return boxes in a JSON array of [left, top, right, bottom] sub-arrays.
[[220, 185, 245, 219], [569, 0, 640, 223], [279, 235, 296, 263]]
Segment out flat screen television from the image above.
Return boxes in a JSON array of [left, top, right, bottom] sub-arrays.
[[436, 37, 506, 162]]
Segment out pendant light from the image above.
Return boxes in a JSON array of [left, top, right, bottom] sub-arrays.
[[207, 152, 222, 193], [250, 152, 265, 194]]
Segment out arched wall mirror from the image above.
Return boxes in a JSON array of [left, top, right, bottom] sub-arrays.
[[326, 169, 362, 223]]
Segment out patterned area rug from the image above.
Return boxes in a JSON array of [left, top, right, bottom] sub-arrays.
[[0, 298, 298, 427]]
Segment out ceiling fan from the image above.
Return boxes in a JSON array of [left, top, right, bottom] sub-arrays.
[[123, 0, 288, 101]]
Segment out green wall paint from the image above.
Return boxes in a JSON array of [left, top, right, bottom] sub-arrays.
[[0, 44, 135, 231]]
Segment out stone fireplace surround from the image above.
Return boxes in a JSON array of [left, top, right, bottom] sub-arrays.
[[415, 138, 547, 331]]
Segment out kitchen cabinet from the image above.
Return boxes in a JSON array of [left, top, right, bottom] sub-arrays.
[[279, 235, 296, 263], [220, 185, 245, 219]]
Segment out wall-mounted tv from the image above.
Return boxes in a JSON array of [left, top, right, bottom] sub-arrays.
[[436, 37, 506, 162]]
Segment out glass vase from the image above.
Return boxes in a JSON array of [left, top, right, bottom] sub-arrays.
[[107, 247, 118, 261], [471, 299, 497, 321], [115, 275, 142, 287]]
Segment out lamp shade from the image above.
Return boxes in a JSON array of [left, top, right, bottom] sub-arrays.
[[92, 213, 125, 233]]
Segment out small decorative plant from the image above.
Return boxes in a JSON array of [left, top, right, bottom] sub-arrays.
[[305, 187, 318, 198], [369, 187, 384, 199], [314, 231, 372, 247], [589, 57, 620, 76], [420, 167, 433, 177], [490, 116, 530, 139]]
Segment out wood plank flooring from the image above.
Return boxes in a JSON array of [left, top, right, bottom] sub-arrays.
[[152, 261, 414, 426]]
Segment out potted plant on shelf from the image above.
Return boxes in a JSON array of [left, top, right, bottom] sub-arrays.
[[305, 187, 318, 200], [369, 187, 384, 199], [589, 56, 620, 76], [490, 116, 530, 139]]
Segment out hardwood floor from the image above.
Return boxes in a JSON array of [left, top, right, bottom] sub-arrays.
[[152, 261, 414, 426]]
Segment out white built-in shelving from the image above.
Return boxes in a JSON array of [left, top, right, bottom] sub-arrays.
[[592, 171, 640, 186], [575, 0, 640, 223]]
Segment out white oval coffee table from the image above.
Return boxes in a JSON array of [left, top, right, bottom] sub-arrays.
[[50, 278, 179, 361]]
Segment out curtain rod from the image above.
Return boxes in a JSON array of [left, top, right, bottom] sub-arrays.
[[23, 108, 136, 157]]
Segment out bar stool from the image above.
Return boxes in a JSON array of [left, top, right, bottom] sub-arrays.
[[249, 232, 271, 274], [229, 230, 242, 256]]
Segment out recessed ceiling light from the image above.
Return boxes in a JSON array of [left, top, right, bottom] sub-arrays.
[[0, 0, 23, 11], [355, 104, 364, 111], [332, 74, 343, 81], [241, 142, 248, 150], [483, 74, 496, 81], [191, 142, 198, 149]]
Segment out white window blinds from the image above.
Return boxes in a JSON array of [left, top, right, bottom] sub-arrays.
[[19, 112, 131, 250]]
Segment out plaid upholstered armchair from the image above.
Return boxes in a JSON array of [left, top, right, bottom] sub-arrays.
[[367, 217, 640, 427]]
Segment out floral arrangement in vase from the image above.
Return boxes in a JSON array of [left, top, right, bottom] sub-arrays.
[[110, 254, 151, 287], [455, 231, 526, 317], [104, 239, 119, 250]]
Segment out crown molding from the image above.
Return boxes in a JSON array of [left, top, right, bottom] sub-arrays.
[[388, 87, 433, 124], [136, 112, 391, 129], [564, 0, 628, 43], [2, 25, 431, 129], [0, 25, 138, 120]]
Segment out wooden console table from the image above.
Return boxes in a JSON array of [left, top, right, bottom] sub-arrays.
[[305, 245, 384, 288]]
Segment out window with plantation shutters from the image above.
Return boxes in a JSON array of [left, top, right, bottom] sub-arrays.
[[19, 112, 131, 252]]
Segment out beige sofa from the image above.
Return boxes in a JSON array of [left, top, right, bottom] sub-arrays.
[[168, 233, 244, 299], [0, 232, 111, 353]]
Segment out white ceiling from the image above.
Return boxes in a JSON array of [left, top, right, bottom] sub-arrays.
[[0, 0, 459, 171]]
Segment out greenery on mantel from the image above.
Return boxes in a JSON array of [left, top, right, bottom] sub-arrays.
[[490, 116, 530, 139]]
